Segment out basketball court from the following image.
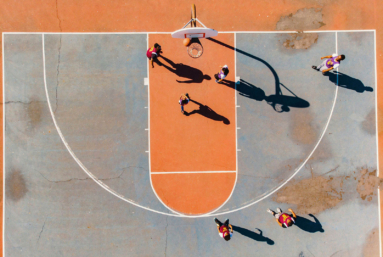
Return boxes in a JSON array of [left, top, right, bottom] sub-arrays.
[[2, 3, 383, 257]]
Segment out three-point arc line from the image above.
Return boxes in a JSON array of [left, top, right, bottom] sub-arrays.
[[40, 32, 341, 218]]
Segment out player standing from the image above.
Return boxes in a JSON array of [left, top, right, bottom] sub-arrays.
[[147, 43, 162, 68]]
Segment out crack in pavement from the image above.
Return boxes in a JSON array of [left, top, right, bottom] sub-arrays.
[[164, 216, 168, 257], [37, 217, 47, 243], [5, 100, 46, 105], [37, 166, 148, 183], [239, 174, 278, 179], [55, 0, 62, 32]]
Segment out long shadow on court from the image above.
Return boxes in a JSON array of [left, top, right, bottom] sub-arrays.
[[295, 214, 325, 233], [207, 38, 309, 113], [324, 71, 373, 93], [184, 99, 230, 124], [157, 55, 211, 83], [221, 79, 309, 113], [231, 226, 274, 245]]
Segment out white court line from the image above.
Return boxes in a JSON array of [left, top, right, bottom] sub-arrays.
[[373, 29, 382, 257], [152, 171, 236, 174], [374, 29, 379, 178], [2, 29, 375, 35], [2, 32, 5, 257], [379, 188, 382, 257]]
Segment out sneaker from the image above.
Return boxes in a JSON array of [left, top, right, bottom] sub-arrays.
[[312, 66, 317, 70], [267, 209, 273, 214], [215, 80, 219, 83], [276, 208, 282, 213]]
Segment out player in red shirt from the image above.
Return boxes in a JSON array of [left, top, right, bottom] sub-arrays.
[[146, 43, 162, 68], [267, 208, 297, 228], [214, 218, 233, 241]]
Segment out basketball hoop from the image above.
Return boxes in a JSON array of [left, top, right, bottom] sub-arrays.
[[188, 42, 203, 58], [171, 4, 218, 40], [172, 4, 217, 58]]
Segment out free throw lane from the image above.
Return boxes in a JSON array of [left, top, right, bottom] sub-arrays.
[[149, 33, 236, 215]]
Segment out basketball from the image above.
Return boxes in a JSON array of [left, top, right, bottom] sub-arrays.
[[183, 38, 191, 46]]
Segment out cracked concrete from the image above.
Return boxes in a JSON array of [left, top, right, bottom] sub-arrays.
[[164, 216, 168, 257], [37, 166, 132, 183], [37, 218, 47, 243]]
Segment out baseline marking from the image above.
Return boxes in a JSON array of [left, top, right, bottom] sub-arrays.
[[152, 171, 236, 175], [3, 29, 376, 35]]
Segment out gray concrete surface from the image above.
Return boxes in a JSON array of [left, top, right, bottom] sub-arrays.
[[4, 32, 379, 257]]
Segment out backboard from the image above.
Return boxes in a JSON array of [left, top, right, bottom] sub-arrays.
[[171, 27, 218, 39]]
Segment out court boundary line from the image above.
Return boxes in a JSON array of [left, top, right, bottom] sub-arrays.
[[2, 32, 5, 257], [373, 29, 382, 257], [2, 29, 375, 35], [4, 31, 373, 218], [152, 171, 236, 174]]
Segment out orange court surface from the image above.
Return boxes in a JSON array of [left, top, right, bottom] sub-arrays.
[[1, 0, 383, 256]]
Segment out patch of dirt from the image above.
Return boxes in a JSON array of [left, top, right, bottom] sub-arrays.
[[290, 109, 318, 145], [276, 8, 325, 31], [361, 108, 376, 135], [6, 170, 28, 202], [273, 175, 343, 214], [362, 228, 380, 257], [27, 100, 44, 128], [273, 167, 379, 214], [356, 169, 382, 201], [282, 33, 318, 49], [307, 137, 333, 163]]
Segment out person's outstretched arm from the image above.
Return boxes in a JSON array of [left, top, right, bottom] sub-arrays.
[[276, 219, 283, 227], [288, 208, 297, 218], [228, 224, 233, 233], [321, 55, 332, 59], [216, 224, 220, 233]]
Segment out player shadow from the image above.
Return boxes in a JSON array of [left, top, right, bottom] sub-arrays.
[[324, 71, 373, 93], [207, 38, 281, 88], [220, 79, 309, 113], [207, 38, 309, 113], [184, 99, 230, 124], [157, 55, 211, 83], [231, 226, 274, 245], [295, 214, 324, 233]]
